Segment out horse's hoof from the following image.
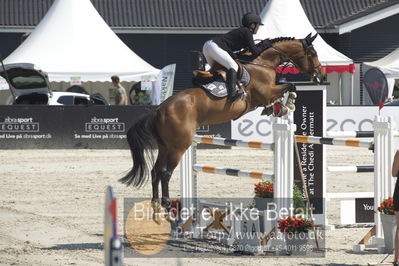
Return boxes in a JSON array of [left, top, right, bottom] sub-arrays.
[[261, 105, 273, 116], [286, 104, 296, 112], [289, 92, 297, 99], [161, 198, 171, 210]]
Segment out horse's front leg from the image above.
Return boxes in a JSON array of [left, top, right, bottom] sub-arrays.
[[261, 83, 297, 116]]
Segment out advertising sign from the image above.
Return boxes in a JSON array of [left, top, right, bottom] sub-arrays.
[[152, 64, 176, 105], [0, 106, 229, 149], [294, 88, 325, 217], [363, 68, 388, 105], [355, 198, 374, 223]]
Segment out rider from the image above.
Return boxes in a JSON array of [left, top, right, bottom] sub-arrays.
[[202, 12, 271, 102]]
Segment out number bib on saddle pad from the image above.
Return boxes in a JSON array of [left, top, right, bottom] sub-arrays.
[[193, 75, 229, 98]]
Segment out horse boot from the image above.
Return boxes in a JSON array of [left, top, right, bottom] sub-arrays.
[[227, 68, 242, 102], [285, 91, 297, 112]]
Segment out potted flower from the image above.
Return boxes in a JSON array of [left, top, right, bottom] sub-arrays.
[[377, 197, 396, 253], [278, 215, 314, 234], [254, 180, 273, 211], [278, 216, 314, 256]]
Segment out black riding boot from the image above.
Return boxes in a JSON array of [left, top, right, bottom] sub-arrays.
[[227, 68, 241, 102]]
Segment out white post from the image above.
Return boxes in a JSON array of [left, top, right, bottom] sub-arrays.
[[271, 116, 296, 254], [180, 144, 197, 224], [272, 116, 296, 211], [373, 116, 395, 240]]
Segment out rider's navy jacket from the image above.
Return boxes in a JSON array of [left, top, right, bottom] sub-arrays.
[[212, 27, 262, 58]]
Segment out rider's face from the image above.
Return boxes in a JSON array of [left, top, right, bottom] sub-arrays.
[[251, 24, 260, 34]]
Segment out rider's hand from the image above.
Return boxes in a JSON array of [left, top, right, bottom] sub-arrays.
[[260, 39, 272, 50]]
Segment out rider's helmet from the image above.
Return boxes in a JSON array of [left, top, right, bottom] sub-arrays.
[[242, 13, 264, 27]]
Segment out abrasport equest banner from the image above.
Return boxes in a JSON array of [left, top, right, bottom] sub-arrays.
[[0, 105, 229, 149]]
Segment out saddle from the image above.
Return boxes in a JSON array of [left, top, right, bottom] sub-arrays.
[[193, 62, 247, 84], [192, 62, 251, 99]]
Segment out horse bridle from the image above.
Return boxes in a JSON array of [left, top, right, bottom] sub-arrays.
[[238, 40, 322, 80]]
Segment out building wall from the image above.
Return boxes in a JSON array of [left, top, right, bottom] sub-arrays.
[[340, 14, 399, 62], [0, 33, 24, 59], [118, 33, 217, 92]]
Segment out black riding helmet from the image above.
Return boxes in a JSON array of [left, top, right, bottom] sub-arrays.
[[242, 12, 264, 27]]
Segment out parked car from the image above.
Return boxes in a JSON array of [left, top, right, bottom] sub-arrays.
[[384, 99, 399, 106], [0, 63, 108, 105]]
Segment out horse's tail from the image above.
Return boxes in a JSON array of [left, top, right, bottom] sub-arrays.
[[119, 111, 159, 187]]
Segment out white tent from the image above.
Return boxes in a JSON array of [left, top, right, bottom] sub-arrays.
[[255, 0, 353, 68], [365, 48, 399, 97], [255, 0, 356, 104], [4, 0, 159, 82]]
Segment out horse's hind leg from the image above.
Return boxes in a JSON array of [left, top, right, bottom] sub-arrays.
[[151, 144, 168, 204], [160, 149, 187, 209]]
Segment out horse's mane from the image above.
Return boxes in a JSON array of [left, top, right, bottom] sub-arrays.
[[236, 37, 296, 62], [268, 37, 296, 43]]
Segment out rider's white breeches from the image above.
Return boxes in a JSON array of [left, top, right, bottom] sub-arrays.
[[202, 40, 239, 71]]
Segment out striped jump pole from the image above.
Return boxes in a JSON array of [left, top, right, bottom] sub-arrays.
[[193, 135, 274, 150], [326, 131, 374, 138], [295, 135, 373, 149], [193, 164, 274, 180], [327, 130, 399, 138], [327, 165, 374, 173]]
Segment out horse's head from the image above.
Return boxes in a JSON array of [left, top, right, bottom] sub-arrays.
[[255, 34, 326, 84], [293, 33, 325, 84]]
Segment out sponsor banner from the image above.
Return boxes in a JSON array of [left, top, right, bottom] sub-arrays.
[[363, 68, 388, 105], [232, 108, 273, 142], [70, 76, 82, 86], [233, 106, 399, 141], [355, 198, 374, 223], [0, 106, 229, 149], [140, 75, 156, 91], [153, 64, 176, 105], [196, 122, 231, 149], [327, 106, 399, 131], [0, 106, 149, 149], [294, 89, 324, 215]]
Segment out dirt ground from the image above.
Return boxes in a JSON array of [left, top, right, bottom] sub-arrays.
[[0, 146, 395, 265]]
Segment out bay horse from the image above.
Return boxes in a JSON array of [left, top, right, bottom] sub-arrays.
[[120, 33, 325, 208]]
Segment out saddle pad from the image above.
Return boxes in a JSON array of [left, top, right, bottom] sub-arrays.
[[197, 76, 228, 98]]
